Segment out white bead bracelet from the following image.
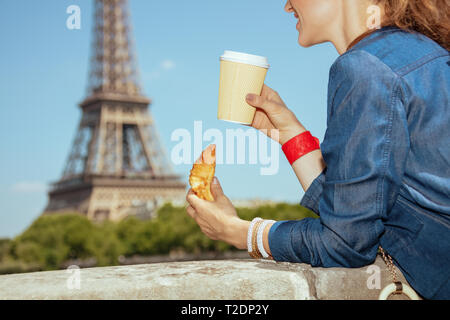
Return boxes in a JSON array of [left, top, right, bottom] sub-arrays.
[[257, 219, 276, 258]]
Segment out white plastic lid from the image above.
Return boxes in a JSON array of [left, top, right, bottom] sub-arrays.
[[220, 50, 270, 69]]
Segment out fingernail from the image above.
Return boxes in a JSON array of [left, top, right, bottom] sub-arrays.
[[246, 94, 253, 102], [212, 177, 218, 184]]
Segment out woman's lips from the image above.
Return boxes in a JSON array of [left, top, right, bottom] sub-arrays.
[[294, 12, 300, 28]]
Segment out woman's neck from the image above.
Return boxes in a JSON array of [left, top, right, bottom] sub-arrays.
[[330, 0, 384, 55]]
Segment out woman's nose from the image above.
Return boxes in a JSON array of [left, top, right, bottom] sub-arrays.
[[284, 0, 293, 13]]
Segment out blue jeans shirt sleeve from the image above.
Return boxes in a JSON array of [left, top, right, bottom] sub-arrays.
[[300, 169, 326, 215], [269, 51, 410, 267]]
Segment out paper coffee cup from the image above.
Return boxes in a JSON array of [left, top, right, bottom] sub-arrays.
[[218, 50, 269, 124]]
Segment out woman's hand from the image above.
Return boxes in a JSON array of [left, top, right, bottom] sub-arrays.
[[248, 84, 326, 191], [185, 177, 250, 250], [246, 84, 306, 145]]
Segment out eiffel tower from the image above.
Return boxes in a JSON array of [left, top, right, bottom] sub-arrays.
[[45, 0, 186, 221]]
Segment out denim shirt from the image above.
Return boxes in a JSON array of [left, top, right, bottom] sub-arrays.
[[268, 26, 450, 299]]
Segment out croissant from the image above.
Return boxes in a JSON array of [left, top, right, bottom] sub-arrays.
[[189, 144, 216, 201]]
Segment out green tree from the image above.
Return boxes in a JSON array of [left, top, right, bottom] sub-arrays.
[[1, 202, 318, 274], [0, 238, 12, 263]]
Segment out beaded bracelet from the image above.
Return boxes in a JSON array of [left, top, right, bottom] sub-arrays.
[[257, 219, 276, 258], [251, 220, 264, 259], [247, 217, 262, 257]]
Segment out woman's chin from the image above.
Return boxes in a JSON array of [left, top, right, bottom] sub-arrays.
[[297, 26, 310, 47], [297, 34, 312, 48], [298, 32, 322, 48]]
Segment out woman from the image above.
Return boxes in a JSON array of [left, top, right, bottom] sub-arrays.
[[186, 0, 450, 299]]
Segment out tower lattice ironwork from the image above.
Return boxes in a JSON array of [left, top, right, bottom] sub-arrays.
[[45, 0, 186, 221]]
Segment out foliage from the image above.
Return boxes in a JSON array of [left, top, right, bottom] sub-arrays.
[[0, 238, 11, 263], [0, 203, 317, 274]]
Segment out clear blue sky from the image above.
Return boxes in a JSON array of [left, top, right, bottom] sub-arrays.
[[0, 0, 339, 238]]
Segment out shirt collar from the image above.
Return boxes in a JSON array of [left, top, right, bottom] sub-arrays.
[[346, 25, 399, 52]]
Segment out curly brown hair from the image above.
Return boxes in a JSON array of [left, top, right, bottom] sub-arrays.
[[376, 0, 450, 50]]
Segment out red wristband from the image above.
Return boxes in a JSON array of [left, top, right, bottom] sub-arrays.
[[281, 131, 320, 165]]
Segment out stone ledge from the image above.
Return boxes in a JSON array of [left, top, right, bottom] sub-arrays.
[[0, 256, 411, 300]]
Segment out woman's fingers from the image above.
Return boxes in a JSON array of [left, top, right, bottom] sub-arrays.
[[246, 93, 283, 116], [186, 205, 211, 232], [261, 83, 271, 96], [200, 225, 218, 240], [261, 84, 281, 101], [204, 233, 218, 240], [246, 93, 269, 110], [186, 189, 212, 220], [186, 188, 203, 209], [186, 188, 196, 198], [185, 204, 218, 239], [186, 204, 196, 218], [210, 177, 226, 201], [186, 188, 194, 201]]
